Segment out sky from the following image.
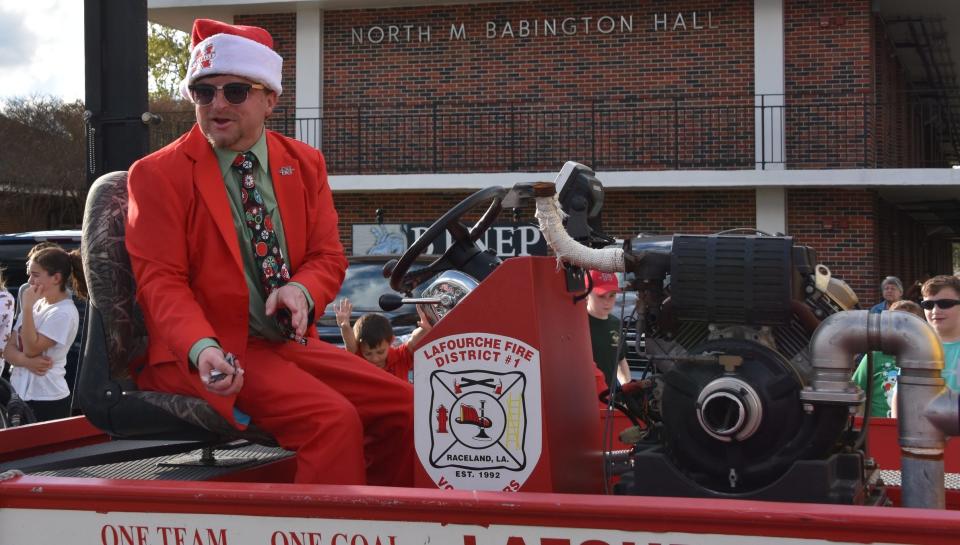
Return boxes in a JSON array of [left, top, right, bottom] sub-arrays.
[[0, 0, 84, 104]]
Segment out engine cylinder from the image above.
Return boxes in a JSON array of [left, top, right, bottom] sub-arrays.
[[671, 235, 794, 326]]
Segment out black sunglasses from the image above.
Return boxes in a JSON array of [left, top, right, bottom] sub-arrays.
[[188, 82, 265, 105], [920, 299, 960, 310]]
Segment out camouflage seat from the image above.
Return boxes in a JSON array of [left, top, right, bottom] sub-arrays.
[[77, 171, 274, 444]]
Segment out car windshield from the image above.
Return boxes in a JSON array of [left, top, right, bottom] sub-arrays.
[[325, 261, 419, 312]]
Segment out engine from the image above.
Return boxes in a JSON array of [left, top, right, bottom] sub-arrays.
[[401, 164, 884, 504], [613, 233, 869, 500]]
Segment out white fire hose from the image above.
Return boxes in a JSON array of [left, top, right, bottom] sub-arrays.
[[533, 192, 625, 273]]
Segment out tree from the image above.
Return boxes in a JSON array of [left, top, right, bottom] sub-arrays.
[[0, 23, 189, 230], [147, 23, 190, 101], [0, 96, 87, 229], [954, 242, 959, 275]]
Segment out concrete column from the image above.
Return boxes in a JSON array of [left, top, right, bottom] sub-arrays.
[[296, 5, 323, 148], [756, 187, 787, 235], [755, 0, 785, 171]]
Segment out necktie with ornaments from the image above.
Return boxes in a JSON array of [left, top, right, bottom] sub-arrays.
[[231, 151, 305, 344]]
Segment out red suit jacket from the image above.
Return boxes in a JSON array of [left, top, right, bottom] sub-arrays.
[[126, 125, 347, 425]]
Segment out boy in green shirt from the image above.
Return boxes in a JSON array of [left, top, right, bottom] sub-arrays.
[[586, 270, 631, 389]]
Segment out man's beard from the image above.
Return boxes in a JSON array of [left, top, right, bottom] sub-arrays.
[[204, 131, 239, 150]]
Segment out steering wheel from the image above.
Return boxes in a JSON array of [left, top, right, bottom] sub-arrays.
[[387, 186, 507, 293]]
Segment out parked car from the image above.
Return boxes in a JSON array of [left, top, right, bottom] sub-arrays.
[[0, 230, 82, 292], [317, 255, 428, 346]]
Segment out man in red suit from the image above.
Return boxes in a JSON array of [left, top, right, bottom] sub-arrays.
[[125, 19, 414, 486]]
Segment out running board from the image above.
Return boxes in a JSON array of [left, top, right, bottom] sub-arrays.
[[0, 438, 218, 473]]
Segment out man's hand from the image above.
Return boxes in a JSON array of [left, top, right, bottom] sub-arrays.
[[198, 346, 244, 396], [24, 355, 53, 376], [265, 285, 309, 338]]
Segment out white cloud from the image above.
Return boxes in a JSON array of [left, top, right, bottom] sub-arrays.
[[0, 8, 35, 68], [0, 0, 84, 103]]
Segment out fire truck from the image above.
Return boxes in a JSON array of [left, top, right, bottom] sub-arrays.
[[1, 2, 959, 544]]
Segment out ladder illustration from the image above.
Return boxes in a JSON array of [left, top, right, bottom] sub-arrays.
[[504, 394, 524, 449]]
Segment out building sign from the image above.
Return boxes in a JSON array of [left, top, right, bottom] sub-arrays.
[[351, 223, 547, 257], [414, 333, 542, 492], [351, 11, 719, 44], [654, 12, 719, 31]]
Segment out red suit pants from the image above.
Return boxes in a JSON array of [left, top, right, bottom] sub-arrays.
[[140, 337, 414, 486]]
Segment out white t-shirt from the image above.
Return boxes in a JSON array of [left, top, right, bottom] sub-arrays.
[[10, 297, 80, 401]]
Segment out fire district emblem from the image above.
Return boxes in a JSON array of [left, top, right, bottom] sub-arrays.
[[429, 370, 526, 468], [414, 333, 542, 492]]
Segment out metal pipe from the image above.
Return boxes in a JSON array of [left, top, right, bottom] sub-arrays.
[[801, 311, 874, 405], [924, 388, 960, 437], [876, 312, 955, 510], [901, 452, 945, 510], [806, 309, 957, 508]]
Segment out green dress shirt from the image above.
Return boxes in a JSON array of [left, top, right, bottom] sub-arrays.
[[188, 130, 314, 364]]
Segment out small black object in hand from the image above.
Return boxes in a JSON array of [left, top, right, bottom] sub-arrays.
[[208, 352, 238, 384]]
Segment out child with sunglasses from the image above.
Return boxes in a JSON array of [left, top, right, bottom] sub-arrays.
[[919, 275, 960, 391]]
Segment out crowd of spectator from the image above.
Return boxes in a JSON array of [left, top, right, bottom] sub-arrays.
[[857, 273, 960, 417]]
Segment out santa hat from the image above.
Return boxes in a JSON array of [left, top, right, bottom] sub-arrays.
[[179, 19, 283, 101]]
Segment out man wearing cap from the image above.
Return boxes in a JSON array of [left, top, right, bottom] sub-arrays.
[[586, 270, 632, 389], [869, 276, 903, 314], [125, 19, 413, 486]]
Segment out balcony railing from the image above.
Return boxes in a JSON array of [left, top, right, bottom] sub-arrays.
[[151, 94, 958, 174]]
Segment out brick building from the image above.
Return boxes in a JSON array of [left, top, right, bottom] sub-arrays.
[[149, 0, 960, 306]]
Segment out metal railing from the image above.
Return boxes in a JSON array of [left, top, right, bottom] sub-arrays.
[[151, 94, 958, 173], [298, 98, 759, 173]]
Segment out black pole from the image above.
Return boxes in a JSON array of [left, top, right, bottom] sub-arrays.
[[432, 102, 438, 173], [862, 93, 868, 168], [510, 104, 516, 171], [356, 105, 362, 174], [590, 100, 596, 169], [673, 97, 680, 169], [84, 0, 149, 187], [760, 94, 766, 170]]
